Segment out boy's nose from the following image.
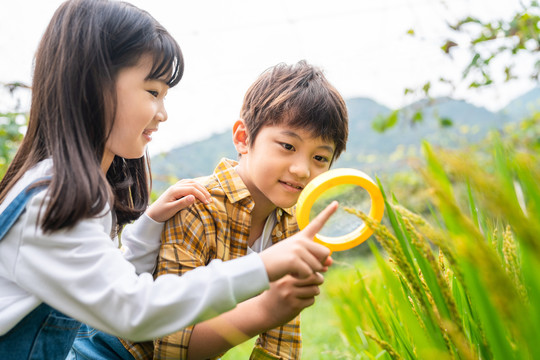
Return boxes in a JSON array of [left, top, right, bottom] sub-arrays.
[[290, 160, 310, 179]]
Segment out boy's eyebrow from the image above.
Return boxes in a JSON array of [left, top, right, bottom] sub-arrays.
[[280, 130, 335, 153]]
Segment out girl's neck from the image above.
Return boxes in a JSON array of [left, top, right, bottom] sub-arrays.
[[101, 151, 114, 174]]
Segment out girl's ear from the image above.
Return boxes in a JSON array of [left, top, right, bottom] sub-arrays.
[[232, 119, 249, 155]]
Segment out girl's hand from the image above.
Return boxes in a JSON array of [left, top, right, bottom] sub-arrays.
[[259, 201, 337, 282], [147, 179, 212, 223]]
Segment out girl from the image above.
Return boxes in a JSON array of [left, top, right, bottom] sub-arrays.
[[0, 1, 335, 359]]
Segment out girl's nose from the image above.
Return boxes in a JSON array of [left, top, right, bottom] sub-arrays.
[[157, 103, 168, 122]]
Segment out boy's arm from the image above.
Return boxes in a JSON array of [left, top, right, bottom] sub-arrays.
[[185, 273, 323, 360], [252, 316, 301, 359], [152, 207, 210, 360], [153, 202, 336, 359]]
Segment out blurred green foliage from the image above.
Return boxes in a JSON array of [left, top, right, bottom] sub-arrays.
[[330, 112, 540, 359], [0, 82, 29, 178]]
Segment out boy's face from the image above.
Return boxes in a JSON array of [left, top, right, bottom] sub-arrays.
[[234, 121, 335, 211]]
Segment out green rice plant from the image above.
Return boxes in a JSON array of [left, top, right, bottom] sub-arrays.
[[330, 121, 540, 359]]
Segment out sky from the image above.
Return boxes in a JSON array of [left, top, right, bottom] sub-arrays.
[[0, 0, 535, 154]]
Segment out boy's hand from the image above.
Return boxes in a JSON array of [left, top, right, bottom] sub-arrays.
[[259, 201, 337, 282], [147, 179, 212, 223], [258, 273, 324, 327]]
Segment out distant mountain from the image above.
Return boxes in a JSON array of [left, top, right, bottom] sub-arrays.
[[497, 87, 540, 121], [151, 131, 236, 184], [151, 87, 540, 192]]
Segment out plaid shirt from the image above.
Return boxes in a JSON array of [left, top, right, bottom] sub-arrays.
[[121, 158, 302, 360]]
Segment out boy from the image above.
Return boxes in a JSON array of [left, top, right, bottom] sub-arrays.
[[125, 60, 349, 359]]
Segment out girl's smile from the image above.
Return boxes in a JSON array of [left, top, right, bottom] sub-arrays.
[[102, 54, 169, 171], [142, 128, 158, 142]]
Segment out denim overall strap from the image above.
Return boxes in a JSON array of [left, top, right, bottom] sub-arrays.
[[0, 177, 82, 360], [0, 178, 49, 240]]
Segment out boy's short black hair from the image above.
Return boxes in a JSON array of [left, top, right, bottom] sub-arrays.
[[240, 60, 348, 160]]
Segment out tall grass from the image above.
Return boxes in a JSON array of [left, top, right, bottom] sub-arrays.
[[331, 117, 540, 359]]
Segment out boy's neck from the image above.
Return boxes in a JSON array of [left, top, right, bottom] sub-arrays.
[[251, 202, 275, 225], [248, 202, 276, 246], [235, 162, 277, 244]]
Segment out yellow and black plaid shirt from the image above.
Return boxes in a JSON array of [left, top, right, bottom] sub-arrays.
[[121, 158, 302, 360]]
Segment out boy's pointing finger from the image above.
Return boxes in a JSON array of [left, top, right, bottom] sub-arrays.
[[301, 201, 338, 238]]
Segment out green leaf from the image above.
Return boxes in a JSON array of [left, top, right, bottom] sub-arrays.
[[438, 117, 453, 127], [412, 111, 423, 124], [372, 110, 399, 133]]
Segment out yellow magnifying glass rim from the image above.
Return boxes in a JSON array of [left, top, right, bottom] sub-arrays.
[[296, 168, 385, 252]]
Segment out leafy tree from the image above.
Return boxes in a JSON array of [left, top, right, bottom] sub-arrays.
[[0, 82, 30, 177], [376, 0, 540, 131]]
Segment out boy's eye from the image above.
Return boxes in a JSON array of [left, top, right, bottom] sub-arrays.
[[281, 143, 294, 151], [147, 90, 159, 97], [314, 155, 330, 163]]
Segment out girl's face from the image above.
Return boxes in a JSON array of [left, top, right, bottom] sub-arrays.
[[102, 55, 169, 172]]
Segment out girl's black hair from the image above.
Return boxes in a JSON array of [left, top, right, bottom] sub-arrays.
[[0, 0, 184, 232]]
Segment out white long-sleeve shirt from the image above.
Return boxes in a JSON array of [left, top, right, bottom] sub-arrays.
[[0, 160, 269, 341]]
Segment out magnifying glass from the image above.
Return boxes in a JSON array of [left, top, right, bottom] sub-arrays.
[[296, 168, 385, 252]]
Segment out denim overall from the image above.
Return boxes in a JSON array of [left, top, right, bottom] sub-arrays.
[[0, 180, 81, 360]]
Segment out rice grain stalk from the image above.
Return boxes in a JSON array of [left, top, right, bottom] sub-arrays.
[[425, 150, 531, 346], [365, 285, 393, 338], [344, 207, 430, 318], [345, 207, 455, 355], [392, 204, 481, 350], [417, 270, 455, 358], [392, 205, 464, 287], [363, 331, 404, 360], [502, 225, 527, 299], [440, 318, 477, 360], [436, 149, 540, 257], [402, 217, 462, 330], [407, 295, 426, 333]]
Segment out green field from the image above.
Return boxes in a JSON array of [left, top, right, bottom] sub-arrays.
[[222, 257, 370, 359]]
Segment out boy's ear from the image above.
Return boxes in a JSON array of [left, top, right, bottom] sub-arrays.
[[232, 119, 249, 155]]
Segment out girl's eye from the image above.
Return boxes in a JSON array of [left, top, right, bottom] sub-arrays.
[[281, 143, 294, 151], [314, 155, 330, 163], [148, 90, 159, 97]]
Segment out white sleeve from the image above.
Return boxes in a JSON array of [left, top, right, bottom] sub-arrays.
[[120, 213, 163, 274], [13, 191, 269, 342]]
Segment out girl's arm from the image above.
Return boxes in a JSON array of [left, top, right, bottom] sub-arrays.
[[10, 191, 334, 342], [121, 179, 211, 274], [12, 189, 266, 341]]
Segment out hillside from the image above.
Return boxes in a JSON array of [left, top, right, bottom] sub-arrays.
[[151, 87, 540, 192]]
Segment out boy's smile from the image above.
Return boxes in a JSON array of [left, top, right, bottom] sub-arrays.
[[279, 180, 305, 192], [234, 121, 335, 216]]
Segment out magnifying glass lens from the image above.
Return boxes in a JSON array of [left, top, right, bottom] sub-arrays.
[[310, 184, 370, 238], [296, 168, 385, 252]]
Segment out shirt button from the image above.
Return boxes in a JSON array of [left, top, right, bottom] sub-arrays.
[[276, 230, 283, 237], [277, 209, 283, 216]]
